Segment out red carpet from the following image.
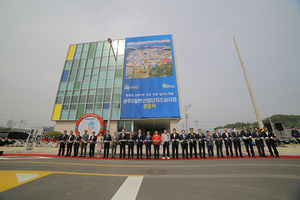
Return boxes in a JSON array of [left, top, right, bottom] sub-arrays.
[[1, 154, 300, 160]]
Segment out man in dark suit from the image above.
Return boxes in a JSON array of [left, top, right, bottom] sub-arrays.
[[58, 130, 67, 156], [262, 126, 279, 157], [119, 128, 127, 158], [136, 129, 144, 159], [212, 128, 224, 158], [170, 128, 179, 159], [73, 131, 81, 157], [231, 127, 243, 158], [127, 131, 135, 159], [145, 131, 152, 159], [241, 125, 255, 157], [180, 129, 188, 159], [252, 127, 266, 157], [188, 128, 197, 158], [66, 131, 75, 156], [89, 132, 97, 157], [222, 128, 233, 158], [197, 129, 206, 158], [103, 130, 111, 158]]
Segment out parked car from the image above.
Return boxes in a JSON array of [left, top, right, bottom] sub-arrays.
[[0, 132, 29, 146]]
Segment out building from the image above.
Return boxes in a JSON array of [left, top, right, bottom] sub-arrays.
[[31, 126, 54, 136], [52, 34, 182, 134]]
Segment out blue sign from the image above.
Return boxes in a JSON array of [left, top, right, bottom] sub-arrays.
[[120, 35, 180, 118]]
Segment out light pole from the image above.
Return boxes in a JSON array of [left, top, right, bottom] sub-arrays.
[[233, 37, 264, 129], [107, 38, 117, 131]]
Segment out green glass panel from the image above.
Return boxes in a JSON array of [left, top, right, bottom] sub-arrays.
[[115, 69, 122, 78], [87, 42, 96, 58], [74, 81, 81, 89], [96, 41, 103, 50], [64, 61, 72, 70], [68, 111, 76, 120], [60, 111, 68, 120], [102, 110, 109, 120], [76, 104, 85, 119], [117, 55, 124, 65], [97, 80, 105, 88], [112, 110, 120, 120], [94, 110, 102, 116]]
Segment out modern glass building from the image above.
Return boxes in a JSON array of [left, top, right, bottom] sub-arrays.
[[52, 35, 182, 134]]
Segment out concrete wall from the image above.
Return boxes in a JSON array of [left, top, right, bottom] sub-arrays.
[[170, 119, 178, 132], [54, 121, 77, 133]]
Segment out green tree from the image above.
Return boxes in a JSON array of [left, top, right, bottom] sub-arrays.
[[43, 131, 62, 139]]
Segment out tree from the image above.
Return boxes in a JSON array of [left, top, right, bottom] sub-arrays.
[[43, 131, 63, 139], [6, 119, 15, 129]]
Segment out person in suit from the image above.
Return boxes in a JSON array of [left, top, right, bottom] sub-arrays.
[[206, 131, 214, 158], [145, 131, 152, 159], [152, 130, 161, 159], [111, 131, 118, 158], [262, 126, 279, 157], [252, 127, 266, 157], [180, 129, 188, 159], [161, 129, 170, 159], [136, 129, 144, 159], [241, 125, 255, 157], [231, 127, 244, 158], [222, 128, 233, 158], [127, 131, 135, 159], [73, 131, 81, 157], [119, 128, 127, 159], [103, 130, 111, 158], [66, 131, 75, 156], [188, 128, 198, 158], [170, 128, 179, 159], [96, 133, 104, 158], [291, 126, 300, 144], [58, 130, 67, 156], [89, 132, 97, 157], [80, 130, 89, 157], [197, 129, 206, 158], [212, 128, 224, 158]]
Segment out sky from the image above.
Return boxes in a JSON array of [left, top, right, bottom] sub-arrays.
[[0, 0, 299, 130]]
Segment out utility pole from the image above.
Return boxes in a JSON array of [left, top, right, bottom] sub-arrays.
[[18, 119, 26, 131], [184, 104, 192, 132], [269, 117, 275, 132], [233, 37, 264, 129]]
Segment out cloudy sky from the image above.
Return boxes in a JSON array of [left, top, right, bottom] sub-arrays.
[[0, 0, 299, 130]]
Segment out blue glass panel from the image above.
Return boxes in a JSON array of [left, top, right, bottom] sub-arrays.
[[61, 70, 69, 82], [103, 103, 110, 109]]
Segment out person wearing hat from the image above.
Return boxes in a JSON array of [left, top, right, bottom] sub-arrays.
[[291, 126, 300, 144], [188, 128, 198, 158], [170, 128, 179, 159], [57, 130, 67, 156], [180, 129, 188, 159], [212, 128, 224, 158], [197, 129, 206, 158], [161, 129, 170, 159]]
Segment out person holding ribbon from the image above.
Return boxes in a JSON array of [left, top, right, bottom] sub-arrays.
[[206, 131, 214, 158], [73, 131, 81, 157], [57, 130, 67, 156], [188, 128, 198, 158], [231, 127, 243, 158], [103, 130, 111, 158], [136, 129, 144, 159], [262, 126, 279, 158], [89, 131, 97, 158], [180, 129, 188, 159], [80, 130, 89, 157], [111, 131, 118, 159], [197, 128, 206, 159], [170, 128, 179, 159], [152, 130, 161, 159], [96, 132, 104, 158], [119, 128, 127, 159], [222, 128, 233, 158], [66, 131, 75, 157], [252, 127, 266, 157], [145, 131, 152, 159], [161, 129, 170, 159], [127, 131, 135, 159], [212, 128, 224, 158], [241, 125, 255, 158]]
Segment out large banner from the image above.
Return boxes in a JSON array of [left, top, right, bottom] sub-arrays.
[[120, 35, 180, 118]]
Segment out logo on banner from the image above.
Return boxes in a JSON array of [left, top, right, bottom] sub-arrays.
[[124, 85, 130, 90], [162, 83, 175, 88]]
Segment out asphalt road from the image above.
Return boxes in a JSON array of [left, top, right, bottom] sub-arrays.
[[1, 156, 300, 200]]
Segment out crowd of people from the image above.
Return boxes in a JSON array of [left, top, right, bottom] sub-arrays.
[[57, 125, 299, 159]]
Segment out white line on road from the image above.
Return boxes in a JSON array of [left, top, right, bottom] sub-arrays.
[[111, 176, 144, 200], [0, 156, 52, 160]]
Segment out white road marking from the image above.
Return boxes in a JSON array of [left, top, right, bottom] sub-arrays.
[[111, 176, 144, 200], [0, 156, 52, 160], [16, 173, 39, 183]]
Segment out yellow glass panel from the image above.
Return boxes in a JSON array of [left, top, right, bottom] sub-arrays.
[[52, 104, 62, 120], [66, 45, 76, 60]]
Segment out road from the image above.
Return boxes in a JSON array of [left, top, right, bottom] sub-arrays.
[[1, 156, 300, 200]]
